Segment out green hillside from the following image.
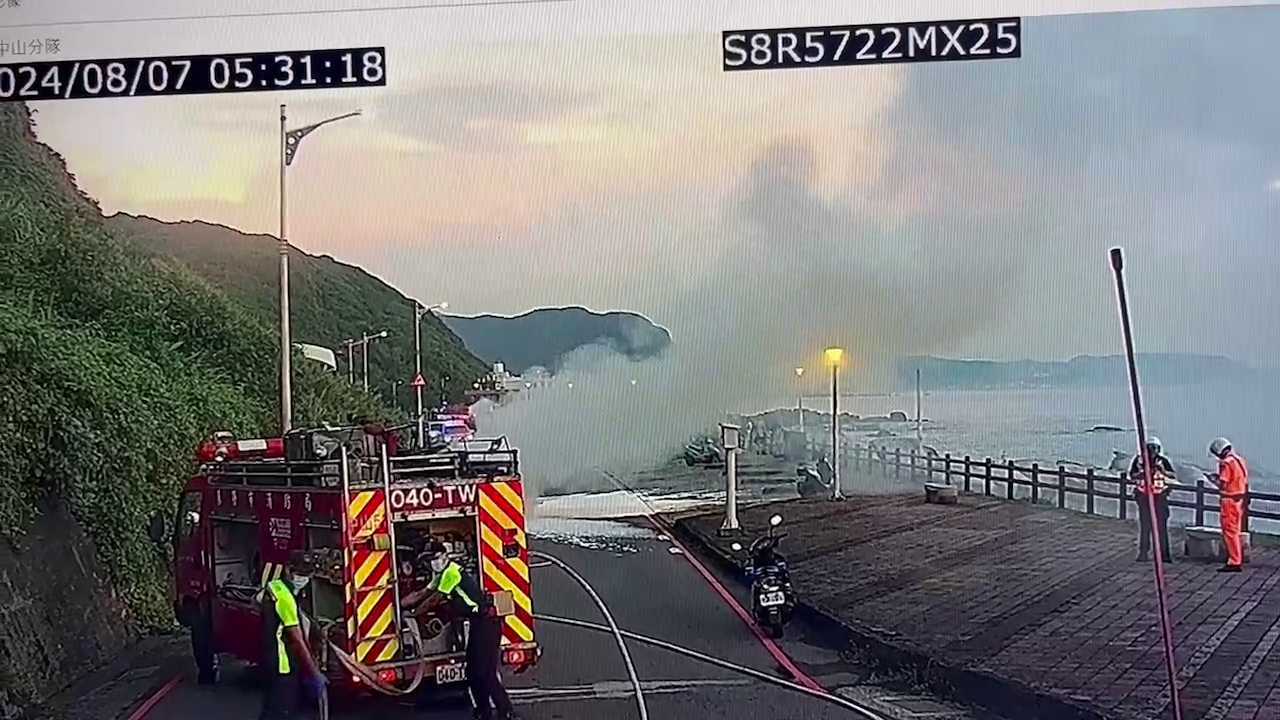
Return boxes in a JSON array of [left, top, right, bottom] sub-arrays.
[[0, 101, 388, 636], [105, 214, 489, 408]]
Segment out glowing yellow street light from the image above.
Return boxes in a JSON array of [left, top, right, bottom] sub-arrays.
[[824, 346, 846, 500]]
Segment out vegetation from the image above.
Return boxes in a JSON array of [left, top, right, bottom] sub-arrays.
[[0, 103, 388, 628], [106, 213, 489, 405]]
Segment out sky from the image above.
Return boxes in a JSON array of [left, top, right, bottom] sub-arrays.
[[22, 1, 1280, 381]]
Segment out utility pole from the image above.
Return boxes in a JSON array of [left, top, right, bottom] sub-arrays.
[[916, 367, 923, 446], [414, 304, 424, 443], [278, 105, 291, 433], [341, 338, 357, 385], [413, 302, 447, 446], [360, 329, 388, 392]]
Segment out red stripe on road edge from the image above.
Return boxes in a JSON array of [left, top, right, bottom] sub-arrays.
[[645, 515, 826, 693], [125, 673, 181, 720]]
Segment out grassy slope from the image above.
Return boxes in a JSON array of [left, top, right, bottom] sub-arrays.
[[106, 213, 489, 405]]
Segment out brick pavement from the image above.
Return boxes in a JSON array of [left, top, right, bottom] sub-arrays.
[[675, 490, 1280, 720]]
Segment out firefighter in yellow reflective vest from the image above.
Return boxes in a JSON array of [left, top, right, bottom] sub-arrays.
[[260, 551, 326, 720], [404, 542, 518, 720]]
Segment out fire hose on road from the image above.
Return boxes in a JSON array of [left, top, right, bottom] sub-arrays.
[[530, 550, 649, 720], [304, 548, 650, 720]]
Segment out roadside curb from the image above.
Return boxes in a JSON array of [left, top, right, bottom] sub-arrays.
[[669, 513, 1105, 720]]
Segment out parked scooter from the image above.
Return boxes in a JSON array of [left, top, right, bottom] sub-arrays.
[[731, 514, 795, 638]]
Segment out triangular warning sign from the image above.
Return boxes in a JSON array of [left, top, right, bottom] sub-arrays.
[[410, 374, 426, 388]]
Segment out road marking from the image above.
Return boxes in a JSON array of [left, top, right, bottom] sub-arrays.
[[510, 678, 751, 698], [644, 514, 826, 692], [508, 678, 753, 705], [124, 673, 181, 720], [594, 469, 826, 693]]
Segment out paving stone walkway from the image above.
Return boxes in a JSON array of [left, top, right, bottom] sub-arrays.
[[676, 491, 1280, 720]]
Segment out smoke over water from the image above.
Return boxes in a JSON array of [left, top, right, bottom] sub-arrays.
[[483, 137, 1037, 502]]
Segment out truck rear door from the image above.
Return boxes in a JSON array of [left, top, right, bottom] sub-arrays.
[[476, 479, 535, 649]]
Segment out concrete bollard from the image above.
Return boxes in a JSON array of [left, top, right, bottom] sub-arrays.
[[1184, 525, 1251, 562]]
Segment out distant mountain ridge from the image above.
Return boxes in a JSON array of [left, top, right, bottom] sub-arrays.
[[442, 307, 671, 375], [897, 353, 1255, 390]]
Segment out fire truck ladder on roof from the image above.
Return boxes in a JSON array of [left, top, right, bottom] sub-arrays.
[[386, 437, 519, 484], [340, 442, 404, 665]]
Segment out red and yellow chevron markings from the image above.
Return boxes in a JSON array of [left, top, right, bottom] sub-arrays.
[[347, 490, 387, 541], [346, 489, 399, 663], [478, 479, 534, 645]]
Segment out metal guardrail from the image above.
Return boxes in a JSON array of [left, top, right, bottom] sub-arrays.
[[849, 444, 1280, 530]]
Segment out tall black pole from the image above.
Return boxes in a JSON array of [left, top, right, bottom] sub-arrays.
[[1109, 247, 1183, 720]]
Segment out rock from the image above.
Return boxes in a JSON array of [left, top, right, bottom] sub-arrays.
[[925, 483, 958, 505]]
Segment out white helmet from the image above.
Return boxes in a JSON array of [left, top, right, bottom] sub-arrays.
[[1146, 436, 1162, 454], [1209, 437, 1232, 458]]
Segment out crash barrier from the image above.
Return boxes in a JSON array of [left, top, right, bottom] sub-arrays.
[[850, 445, 1280, 533]]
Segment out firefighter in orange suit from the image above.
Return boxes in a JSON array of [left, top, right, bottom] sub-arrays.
[[1208, 438, 1248, 572]]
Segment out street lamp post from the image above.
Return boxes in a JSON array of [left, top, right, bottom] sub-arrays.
[[794, 366, 805, 433], [413, 301, 448, 446], [825, 347, 845, 500], [388, 379, 404, 410], [277, 104, 361, 432], [360, 329, 389, 391]]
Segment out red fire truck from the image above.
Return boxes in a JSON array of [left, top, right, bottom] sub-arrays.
[[166, 425, 539, 695]]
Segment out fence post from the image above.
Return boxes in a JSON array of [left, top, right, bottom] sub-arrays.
[[894, 447, 901, 481], [1031, 464, 1040, 505], [1118, 473, 1127, 520], [962, 456, 972, 493], [1006, 460, 1015, 500], [1086, 468, 1096, 515], [984, 458, 993, 496], [1194, 479, 1205, 527], [1243, 493, 1251, 533], [944, 453, 953, 486], [1057, 465, 1067, 509]]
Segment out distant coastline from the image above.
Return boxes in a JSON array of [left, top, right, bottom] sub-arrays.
[[896, 353, 1257, 391]]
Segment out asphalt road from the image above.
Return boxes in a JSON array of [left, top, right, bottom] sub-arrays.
[[131, 527, 875, 719], [99, 505, 998, 720]]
